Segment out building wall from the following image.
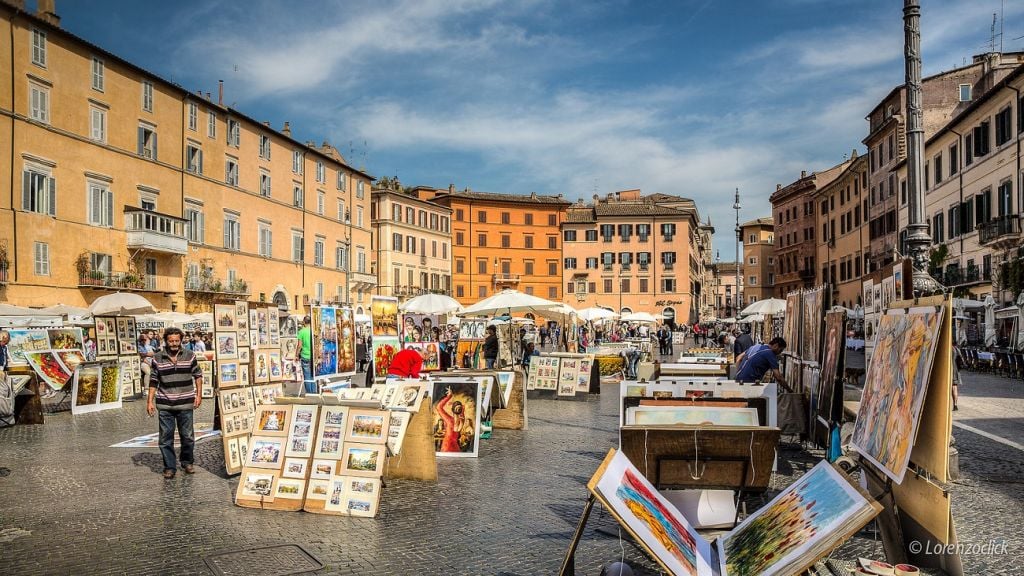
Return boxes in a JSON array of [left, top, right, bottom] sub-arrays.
[[0, 6, 374, 312], [815, 155, 869, 308], [713, 262, 742, 318], [771, 176, 817, 297], [561, 212, 695, 323], [741, 220, 774, 302], [372, 188, 452, 302]]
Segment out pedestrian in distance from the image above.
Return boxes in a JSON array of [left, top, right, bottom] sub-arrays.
[[146, 328, 203, 479], [483, 325, 500, 369]]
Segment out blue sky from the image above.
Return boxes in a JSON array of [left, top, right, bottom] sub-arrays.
[[51, 0, 1024, 254]]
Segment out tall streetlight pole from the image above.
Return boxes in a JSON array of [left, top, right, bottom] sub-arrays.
[[733, 188, 741, 316], [903, 0, 943, 295]]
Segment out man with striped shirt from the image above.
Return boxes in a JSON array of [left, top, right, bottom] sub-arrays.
[[146, 327, 203, 479]]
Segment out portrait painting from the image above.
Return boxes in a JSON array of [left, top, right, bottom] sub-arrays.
[[281, 337, 299, 361], [403, 341, 440, 372], [458, 319, 486, 341], [371, 296, 400, 337], [431, 380, 481, 458], [591, 449, 714, 576], [719, 461, 879, 576], [782, 292, 801, 354], [341, 443, 386, 477], [345, 409, 389, 444], [851, 307, 943, 483]]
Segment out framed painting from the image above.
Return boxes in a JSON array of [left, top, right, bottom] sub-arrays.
[[280, 313, 299, 337], [268, 350, 283, 381], [801, 287, 822, 364], [216, 333, 238, 359], [275, 478, 306, 500], [98, 362, 121, 406], [253, 405, 291, 437], [430, 380, 481, 458], [282, 457, 309, 479], [226, 438, 242, 471], [310, 459, 338, 480], [214, 304, 236, 332], [403, 341, 441, 372], [257, 308, 269, 347], [253, 351, 270, 383], [575, 355, 594, 393], [5, 329, 50, 365], [305, 479, 330, 501], [718, 461, 881, 576], [371, 336, 400, 379], [235, 301, 249, 330], [340, 442, 386, 477], [47, 328, 84, 351], [370, 296, 400, 337], [337, 307, 356, 375], [851, 307, 943, 483], [314, 407, 348, 459], [557, 358, 581, 397], [496, 371, 516, 405], [782, 292, 801, 354], [343, 476, 382, 517], [238, 363, 250, 386], [238, 347, 250, 363], [237, 435, 250, 464], [218, 361, 239, 387], [235, 469, 277, 503], [458, 319, 486, 341], [55, 349, 86, 374], [245, 436, 285, 470], [70, 363, 102, 414], [589, 449, 715, 576], [268, 307, 280, 346], [386, 411, 411, 455], [237, 324, 251, 348], [389, 382, 426, 411], [281, 337, 299, 361], [816, 310, 847, 428], [345, 409, 389, 444], [314, 306, 339, 377]]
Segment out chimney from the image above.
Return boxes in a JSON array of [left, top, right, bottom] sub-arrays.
[[205, 92, 212, 101], [448, 183, 455, 194], [776, 184, 782, 191], [531, 192, 538, 200], [800, 170, 807, 178], [37, 0, 60, 27], [218, 80, 224, 106], [850, 149, 858, 159], [282, 122, 291, 137]]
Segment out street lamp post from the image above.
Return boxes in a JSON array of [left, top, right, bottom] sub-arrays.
[[733, 188, 741, 316], [903, 0, 943, 295]]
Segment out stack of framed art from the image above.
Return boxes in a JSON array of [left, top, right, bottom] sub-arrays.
[[216, 301, 256, 475], [92, 317, 143, 398], [569, 449, 881, 576], [526, 353, 598, 398]]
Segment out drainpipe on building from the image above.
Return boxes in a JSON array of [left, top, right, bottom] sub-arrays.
[[9, 13, 18, 282]]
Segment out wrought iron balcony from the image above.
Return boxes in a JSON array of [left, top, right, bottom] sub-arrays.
[[184, 274, 250, 296], [79, 270, 179, 294], [124, 207, 188, 255], [978, 215, 1021, 247]]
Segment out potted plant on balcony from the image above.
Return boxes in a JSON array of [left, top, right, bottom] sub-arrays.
[[0, 243, 10, 282], [88, 269, 106, 285], [75, 252, 90, 284]]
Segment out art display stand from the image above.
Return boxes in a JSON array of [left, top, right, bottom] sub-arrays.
[[491, 373, 528, 430], [853, 295, 961, 572], [525, 353, 599, 400], [619, 425, 780, 493], [384, 397, 438, 482]]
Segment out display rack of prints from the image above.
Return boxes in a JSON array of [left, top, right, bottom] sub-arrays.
[[526, 355, 540, 390], [216, 300, 259, 476], [531, 356, 560, 391]]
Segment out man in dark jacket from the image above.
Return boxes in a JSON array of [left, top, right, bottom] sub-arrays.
[[733, 329, 754, 357], [146, 328, 203, 479], [483, 326, 500, 369]]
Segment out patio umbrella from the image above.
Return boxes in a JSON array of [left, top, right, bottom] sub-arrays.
[[738, 314, 765, 324], [459, 289, 563, 317], [577, 307, 618, 322], [39, 303, 91, 318], [0, 303, 39, 316], [740, 298, 786, 316], [354, 313, 372, 324], [399, 293, 464, 315], [984, 294, 996, 347], [620, 311, 658, 323], [88, 292, 156, 316]]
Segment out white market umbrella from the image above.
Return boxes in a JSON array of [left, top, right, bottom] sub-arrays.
[[740, 298, 786, 316], [983, 294, 996, 347], [39, 303, 91, 319], [153, 311, 194, 325], [0, 303, 39, 316], [577, 307, 618, 322], [354, 313, 372, 324], [738, 314, 765, 324], [620, 311, 658, 323], [88, 292, 156, 316], [719, 317, 738, 324], [399, 293, 464, 315], [460, 289, 563, 317]]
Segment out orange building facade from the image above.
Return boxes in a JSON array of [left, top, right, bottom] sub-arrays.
[[423, 188, 570, 305]]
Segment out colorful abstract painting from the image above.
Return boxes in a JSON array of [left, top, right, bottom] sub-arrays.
[[25, 351, 73, 390], [431, 380, 481, 457], [719, 461, 877, 576], [851, 307, 943, 483], [592, 449, 713, 576]]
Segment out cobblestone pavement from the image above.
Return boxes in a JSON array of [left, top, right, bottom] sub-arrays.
[[1, 365, 1021, 575]]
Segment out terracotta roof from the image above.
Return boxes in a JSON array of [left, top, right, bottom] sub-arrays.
[[594, 202, 686, 217], [644, 192, 693, 204], [436, 191, 570, 205], [565, 208, 597, 223], [741, 217, 774, 228]]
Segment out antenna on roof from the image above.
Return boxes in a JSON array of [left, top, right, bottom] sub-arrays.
[[990, 13, 999, 53]]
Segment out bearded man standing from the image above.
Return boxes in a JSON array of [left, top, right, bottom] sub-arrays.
[[146, 327, 203, 479]]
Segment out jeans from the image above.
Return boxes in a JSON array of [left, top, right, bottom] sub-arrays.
[[301, 358, 315, 394], [158, 409, 194, 471], [485, 357, 496, 370]]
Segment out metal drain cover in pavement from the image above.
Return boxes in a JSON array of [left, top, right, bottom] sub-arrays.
[[204, 544, 323, 576]]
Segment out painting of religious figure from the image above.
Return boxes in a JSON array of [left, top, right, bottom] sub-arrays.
[[430, 380, 481, 458]]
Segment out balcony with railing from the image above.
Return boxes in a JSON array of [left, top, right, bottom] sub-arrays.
[[184, 273, 250, 296], [79, 270, 180, 294], [493, 273, 521, 285], [124, 207, 189, 255], [349, 271, 377, 289], [978, 215, 1021, 247], [938, 264, 991, 287]]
